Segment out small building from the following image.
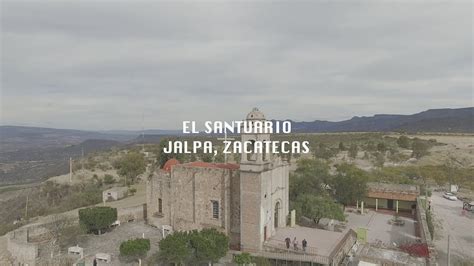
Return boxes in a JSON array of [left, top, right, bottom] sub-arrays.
[[68, 246, 83, 258], [364, 182, 419, 213], [102, 187, 128, 202], [95, 253, 111, 263]]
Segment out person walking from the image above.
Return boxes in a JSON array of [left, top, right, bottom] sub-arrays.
[[285, 237, 291, 249], [302, 239, 307, 252], [293, 237, 298, 251]]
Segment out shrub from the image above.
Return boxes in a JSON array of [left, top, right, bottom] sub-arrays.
[[103, 174, 115, 184], [159, 228, 229, 265], [234, 252, 252, 265], [426, 209, 434, 240], [120, 238, 150, 260], [78, 207, 117, 234]]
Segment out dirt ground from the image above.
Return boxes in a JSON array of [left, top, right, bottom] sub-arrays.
[[430, 192, 474, 265], [76, 221, 162, 265]]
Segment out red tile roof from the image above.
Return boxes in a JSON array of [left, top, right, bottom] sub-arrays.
[[184, 161, 240, 170], [162, 158, 180, 172]]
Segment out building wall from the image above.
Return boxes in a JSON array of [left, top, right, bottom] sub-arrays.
[[240, 160, 289, 252], [147, 165, 240, 244], [365, 197, 415, 211], [7, 229, 38, 266]]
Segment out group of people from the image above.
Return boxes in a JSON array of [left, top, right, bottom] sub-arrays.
[[284, 237, 308, 252]]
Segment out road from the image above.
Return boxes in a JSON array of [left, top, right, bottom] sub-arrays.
[[430, 192, 474, 265]]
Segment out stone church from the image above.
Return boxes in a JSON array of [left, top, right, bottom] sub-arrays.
[[146, 108, 289, 251]]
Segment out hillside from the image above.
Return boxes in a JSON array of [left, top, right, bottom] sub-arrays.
[[0, 139, 123, 185], [287, 107, 473, 133]]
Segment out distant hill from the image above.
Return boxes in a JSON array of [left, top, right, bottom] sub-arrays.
[[0, 126, 134, 153], [285, 107, 473, 133]]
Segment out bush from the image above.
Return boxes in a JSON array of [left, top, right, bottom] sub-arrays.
[[234, 253, 252, 265], [120, 238, 150, 260], [412, 139, 431, 158], [79, 207, 117, 234], [103, 174, 115, 184], [159, 228, 229, 265], [397, 135, 410, 148], [426, 209, 434, 240]]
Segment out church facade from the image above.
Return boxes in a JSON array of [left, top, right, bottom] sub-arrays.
[[146, 108, 290, 251]]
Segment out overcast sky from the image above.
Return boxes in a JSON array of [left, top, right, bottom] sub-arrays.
[[1, 1, 472, 130]]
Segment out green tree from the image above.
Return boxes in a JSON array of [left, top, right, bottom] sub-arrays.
[[120, 238, 150, 263], [338, 142, 346, 151], [397, 135, 410, 149], [103, 174, 115, 184], [159, 231, 192, 265], [289, 159, 331, 201], [374, 152, 385, 168], [78, 207, 117, 235], [411, 139, 430, 158], [234, 253, 252, 265], [190, 228, 229, 265], [348, 144, 358, 159], [314, 143, 337, 160], [114, 152, 146, 185], [293, 194, 345, 224], [158, 228, 229, 265], [332, 164, 369, 209], [201, 153, 213, 163], [157, 137, 184, 168], [377, 143, 387, 152]]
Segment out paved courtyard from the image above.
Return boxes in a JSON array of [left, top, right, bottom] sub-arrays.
[[344, 209, 418, 246], [76, 221, 162, 265], [430, 192, 474, 265]]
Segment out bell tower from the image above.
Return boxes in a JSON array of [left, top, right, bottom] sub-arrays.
[[240, 107, 271, 171], [240, 107, 288, 252]]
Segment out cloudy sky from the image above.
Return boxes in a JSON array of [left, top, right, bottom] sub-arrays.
[[1, 1, 472, 130]]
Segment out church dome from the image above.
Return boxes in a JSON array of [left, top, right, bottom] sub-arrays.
[[246, 107, 265, 120]]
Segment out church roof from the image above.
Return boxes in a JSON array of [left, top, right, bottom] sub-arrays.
[[183, 161, 240, 170], [246, 107, 265, 120], [162, 158, 180, 172]]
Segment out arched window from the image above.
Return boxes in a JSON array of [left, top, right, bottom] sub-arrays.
[[274, 201, 281, 228], [211, 200, 219, 219], [247, 140, 256, 161]]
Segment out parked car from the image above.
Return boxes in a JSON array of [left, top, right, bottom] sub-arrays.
[[443, 192, 458, 201], [463, 201, 474, 211]]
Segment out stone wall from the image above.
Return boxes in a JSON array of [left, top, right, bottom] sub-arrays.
[[7, 229, 39, 266], [147, 165, 240, 244], [329, 229, 357, 266], [416, 197, 437, 265], [118, 204, 145, 223]]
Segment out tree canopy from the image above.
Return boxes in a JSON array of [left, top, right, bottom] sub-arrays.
[[293, 194, 345, 224], [114, 152, 146, 184], [120, 238, 150, 261], [332, 163, 369, 208], [289, 158, 331, 201], [158, 228, 229, 265], [78, 207, 117, 234]]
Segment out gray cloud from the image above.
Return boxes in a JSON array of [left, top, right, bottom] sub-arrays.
[[1, 1, 472, 130]]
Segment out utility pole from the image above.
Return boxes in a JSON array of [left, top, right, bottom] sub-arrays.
[[81, 147, 84, 170], [447, 234, 451, 266], [69, 157, 73, 183], [142, 112, 145, 152], [25, 195, 29, 220]]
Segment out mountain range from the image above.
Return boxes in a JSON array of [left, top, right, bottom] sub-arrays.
[[0, 107, 472, 185], [286, 107, 473, 133]]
